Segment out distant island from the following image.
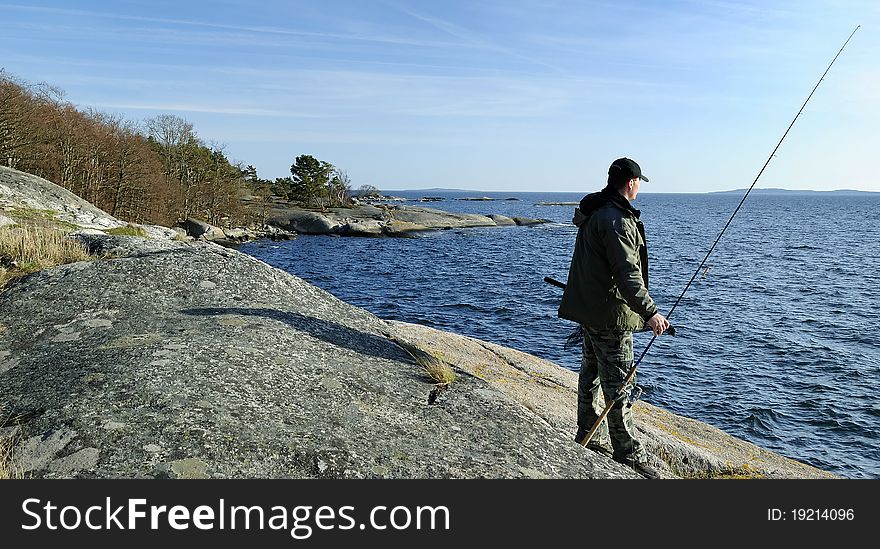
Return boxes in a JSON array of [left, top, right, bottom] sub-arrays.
[[710, 188, 878, 196], [386, 187, 878, 196], [383, 187, 481, 193]]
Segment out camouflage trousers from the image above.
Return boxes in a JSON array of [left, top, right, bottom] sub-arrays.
[[577, 327, 645, 463]]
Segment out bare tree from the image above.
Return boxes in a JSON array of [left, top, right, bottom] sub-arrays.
[[329, 169, 352, 207], [144, 114, 200, 219], [0, 74, 258, 227], [0, 71, 57, 169]]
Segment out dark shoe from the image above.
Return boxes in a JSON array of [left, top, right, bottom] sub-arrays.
[[585, 441, 614, 459], [574, 431, 614, 458], [614, 456, 661, 479], [630, 461, 661, 479]]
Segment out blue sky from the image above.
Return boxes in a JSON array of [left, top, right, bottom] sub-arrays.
[[1, 1, 876, 192]]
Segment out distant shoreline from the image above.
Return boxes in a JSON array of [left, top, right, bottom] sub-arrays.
[[707, 188, 878, 196], [379, 188, 878, 196]]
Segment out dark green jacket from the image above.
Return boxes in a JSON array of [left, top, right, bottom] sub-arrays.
[[558, 187, 658, 331]]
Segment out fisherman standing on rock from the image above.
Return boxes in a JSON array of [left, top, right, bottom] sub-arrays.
[[558, 157, 669, 479]]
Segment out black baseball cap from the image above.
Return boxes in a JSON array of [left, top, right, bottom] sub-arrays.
[[608, 157, 649, 184]]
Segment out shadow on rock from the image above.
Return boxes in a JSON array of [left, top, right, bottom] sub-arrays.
[[180, 307, 410, 363]]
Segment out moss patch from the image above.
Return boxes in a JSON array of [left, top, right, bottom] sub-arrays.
[[106, 225, 149, 237], [8, 207, 57, 220], [6, 208, 78, 232]]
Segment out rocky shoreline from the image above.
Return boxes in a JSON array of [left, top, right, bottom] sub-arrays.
[[265, 203, 550, 238], [0, 166, 838, 479], [0, 165, 550, 246], [182, 194, 552, 245]]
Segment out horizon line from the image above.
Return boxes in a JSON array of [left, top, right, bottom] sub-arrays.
[[374, 187, 880, 195]]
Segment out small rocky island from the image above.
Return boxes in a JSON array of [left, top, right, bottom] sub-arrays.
[[0, 166, 836, 479], [266, 202, 550, 237]]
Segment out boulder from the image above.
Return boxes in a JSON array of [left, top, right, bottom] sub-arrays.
[[336, 220, 385, 237], [487, 214, 516, 226], [262, 225, 296, 241], [182, 218, 225, 240], [512, 216, 551, 226], [0, 214, 16, 228], [224, 227, 257, 242], [170, 226, 189, 239], [268, 210, 338, 235]]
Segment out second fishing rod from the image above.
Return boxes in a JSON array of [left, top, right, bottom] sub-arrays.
[[564, 25, 860, 450]]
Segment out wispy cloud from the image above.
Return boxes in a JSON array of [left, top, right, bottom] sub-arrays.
[[85, 102, 331, 118], [208, 129, 464, 146], [387, 2, 566, 73], [682, 0, 800, 18], [0, 2, 474, 49]]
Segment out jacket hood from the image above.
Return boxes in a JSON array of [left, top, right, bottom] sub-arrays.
[[573, 186, 640, 226]]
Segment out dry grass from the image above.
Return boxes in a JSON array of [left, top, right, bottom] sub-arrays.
[[0, 426, 23, 480], [420, 354, 456, 385], [0, 225, 93, 288], [391, 336, 457, 384]]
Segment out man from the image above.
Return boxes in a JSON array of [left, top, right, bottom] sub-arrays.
[[558, 157, 669, 479]]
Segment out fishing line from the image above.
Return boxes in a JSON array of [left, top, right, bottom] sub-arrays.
[[577, 25, 861, 448]]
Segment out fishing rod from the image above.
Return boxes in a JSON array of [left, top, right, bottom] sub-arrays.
[[567, 25, 861, 450]]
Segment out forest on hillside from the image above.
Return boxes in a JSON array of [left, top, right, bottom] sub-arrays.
[[1, 70, 360, 228]]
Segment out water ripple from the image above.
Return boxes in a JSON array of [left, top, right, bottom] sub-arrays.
[[242, 191, 880, 478]]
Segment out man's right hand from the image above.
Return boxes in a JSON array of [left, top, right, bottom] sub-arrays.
[[647, 313, 670, 336]]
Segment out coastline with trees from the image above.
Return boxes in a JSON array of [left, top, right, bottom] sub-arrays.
[[2, 70, 549, 242]]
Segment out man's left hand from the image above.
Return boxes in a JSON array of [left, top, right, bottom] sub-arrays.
[[647, 313, 670, 336]]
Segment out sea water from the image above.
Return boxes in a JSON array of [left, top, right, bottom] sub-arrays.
[[241, 190, 880, 478]]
